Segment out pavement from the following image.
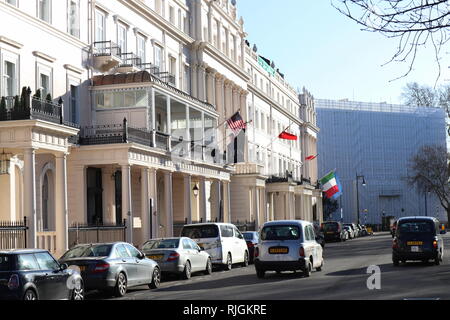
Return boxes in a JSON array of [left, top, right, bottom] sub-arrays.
[[86, 232, 450, 300]]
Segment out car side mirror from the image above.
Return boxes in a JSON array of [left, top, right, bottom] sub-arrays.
[[139, 252, 145, 259], [199, 246, 205, 251], [59, 263, 68, 271]]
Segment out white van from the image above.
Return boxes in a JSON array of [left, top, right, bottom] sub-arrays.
[[180, 223, 249, 270], [254, 220, 324, 278]]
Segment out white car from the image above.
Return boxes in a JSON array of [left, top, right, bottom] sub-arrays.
[[254, 220, 324, 278], [343, 225, 354, 239], [180, 223, 249, 270]]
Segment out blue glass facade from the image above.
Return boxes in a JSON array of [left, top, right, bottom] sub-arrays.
[[316, 100, 447, 224]]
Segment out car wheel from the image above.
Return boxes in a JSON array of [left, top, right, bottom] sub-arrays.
[[149, 267, 161, 289], [224, 253, 232, 271], [182, 261, 192, 280], [114, 272, 127, 297], [434, 256, 441, 266], [71, 279, 84, 300], [316, 260, 324, 272], [23, 289, 37, 301], [302, 260, 312, 277], [242, 251, 249, 268], [204, 258, 212, 275], [256, 269, 265, 278]]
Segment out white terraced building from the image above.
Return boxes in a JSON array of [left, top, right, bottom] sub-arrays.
[[0, 0, 322, 257]]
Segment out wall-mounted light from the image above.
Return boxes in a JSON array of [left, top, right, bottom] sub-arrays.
[[193, 184, 199, 197]]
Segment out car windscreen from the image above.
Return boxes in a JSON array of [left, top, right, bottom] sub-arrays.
[[0, 255, 14, 271], [397, 220, 434, 234], [143, 239, 179, 250], [323, 223, 339, 231], [61, 244, 113, 259], [181, 225, 219, 239], [261, 225, 301, 241]]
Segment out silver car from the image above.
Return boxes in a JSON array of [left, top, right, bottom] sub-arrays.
[[254, 220, 324, 278], [142, 237, 213, 279]]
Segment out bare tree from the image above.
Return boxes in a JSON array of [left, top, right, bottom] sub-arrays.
[[332, 0, 450, 82], [406, 145, 450, 222], [401, 82, 450, 135]]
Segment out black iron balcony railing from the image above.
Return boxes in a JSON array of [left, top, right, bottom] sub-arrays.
[[153, 71, 176, 86], [93, 41, 122, 58], [138, 63, 160, 75], [267, 171, 294, 184], [0, 89, 79, 128], [118, 52, 142, 69], [73, 119, 225, 165]]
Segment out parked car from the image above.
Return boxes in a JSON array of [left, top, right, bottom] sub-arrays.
[[180, 223, 249, 270], [344, 223, 359, 238], [343, 225, 354, 239], [141, 237, 212, 279], [322, 221, 346, 242], [59, 242, 161, 297], [313, 224, 325, 248], [0, 249, 84, 300], [243, 232, 259, 263], [359, 225, 369, 237], [392, 216, 445, 266], [254, 220, 324, 278]]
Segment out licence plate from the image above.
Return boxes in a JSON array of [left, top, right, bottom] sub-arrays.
[[407, 241, 423, 246], [148, 255, 164, 261], [269, 247, 289, 254], [411, 246, 420, 252]]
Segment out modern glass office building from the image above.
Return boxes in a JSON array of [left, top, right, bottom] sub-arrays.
[[316, 99, 447, 225]]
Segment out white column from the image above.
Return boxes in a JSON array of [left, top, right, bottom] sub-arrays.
[[55, 154, 68, 255], [254, 187, 260, 230], [270, 192, 275, 221], [164, 172, 173, 237], [285, 192, 290, 220], [199, 177, 207, 222], [102, 168, 115, 224], [184, 174, 192, 224], [224, 181, 231, 223], [121, 165, 133, 244], [24, 148, 37, 249], [149, 168, 158, 238], [141, 168, 150, 242]]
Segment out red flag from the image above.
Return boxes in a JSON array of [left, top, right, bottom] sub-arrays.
[[305, 154, 318, 161], [278, 131, 297, 141]]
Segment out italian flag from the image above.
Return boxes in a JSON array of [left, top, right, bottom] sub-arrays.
[[320, 171, 341, 199]]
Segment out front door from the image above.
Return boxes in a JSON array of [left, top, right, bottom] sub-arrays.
[[115, 171, 122, 225], [87, 168, 103, 225]]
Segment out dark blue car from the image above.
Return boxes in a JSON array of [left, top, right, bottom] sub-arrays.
[[0, 249, 84, 300]]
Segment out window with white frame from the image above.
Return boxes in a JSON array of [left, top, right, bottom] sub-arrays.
[[178, 9, 182, 30], [68, 0, 80, 38], [2, 58, 18, 97], [95, 10, 106, 42], [38, 0, 51, 23], [136, 34, 146, 64], [6, 0, 18, 7], [117, 23, 127, 53], [169, 6, 175, 24], [37, 64, 53, 99], [68, 79, 80, 124], [154, 44, 163, 70]]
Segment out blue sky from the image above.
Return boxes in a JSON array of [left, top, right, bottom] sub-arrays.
[[237, 1, 450, 104]]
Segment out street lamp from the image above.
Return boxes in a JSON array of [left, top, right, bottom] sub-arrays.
[[356, 173, 366, 225]]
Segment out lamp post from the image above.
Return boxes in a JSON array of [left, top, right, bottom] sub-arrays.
[[355, 173, 366, 225]]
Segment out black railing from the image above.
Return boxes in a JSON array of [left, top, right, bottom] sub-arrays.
[[267, 172, 293, 184], [0, 89, 79, 128], [138, 63, 160, 75], [68, 220, 127, 248], [154, 131, 170, 150], [154, 72, 176, 86], [0, 218, 28, 250], [118, 52, 142, 69], [93, 41, 122, 58]]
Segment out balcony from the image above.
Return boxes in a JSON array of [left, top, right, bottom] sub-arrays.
[[234, 163, 265, 175], [0, 89, 79, 128], [153, 71, 176, 86], [116, 52, 143, 73], [73, 118, 224, 165], [92, 41, 123, 72]]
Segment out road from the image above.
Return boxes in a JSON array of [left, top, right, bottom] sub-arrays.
[[86, 233, 450, 300]]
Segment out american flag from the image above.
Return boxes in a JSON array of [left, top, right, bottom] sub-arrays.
[[227, 112, 247, 136]]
